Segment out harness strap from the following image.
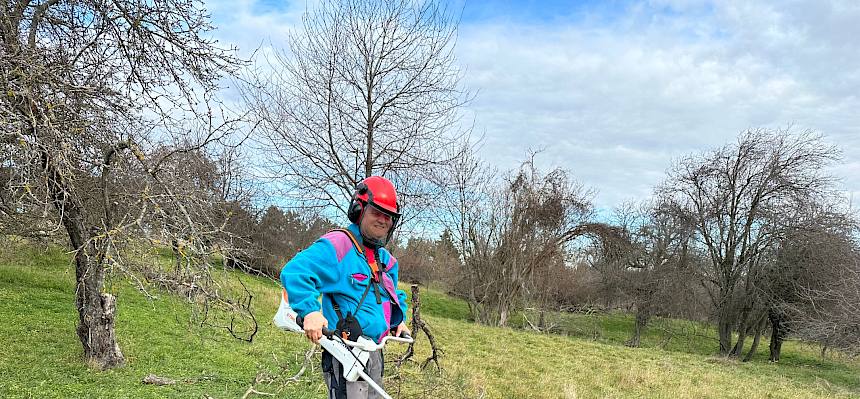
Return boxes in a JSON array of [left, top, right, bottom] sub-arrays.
[[332, 279, 375, 320], [330, 228, 363, 255]]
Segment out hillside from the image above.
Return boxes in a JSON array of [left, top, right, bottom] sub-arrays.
[[1, 239, 858, 399]]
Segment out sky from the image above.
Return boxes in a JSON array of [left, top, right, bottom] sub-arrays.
[[207, 0, 860, 215]]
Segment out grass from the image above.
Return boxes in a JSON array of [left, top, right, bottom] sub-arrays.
[[1, 238, 859, 398], [413, 290, 860, 398], [0, 239, 325, 398]]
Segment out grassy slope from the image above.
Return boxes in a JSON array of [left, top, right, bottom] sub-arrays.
[[1, 240, 858, 399]]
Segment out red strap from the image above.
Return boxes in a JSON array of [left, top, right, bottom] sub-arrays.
[[365, 249, 380, 282]]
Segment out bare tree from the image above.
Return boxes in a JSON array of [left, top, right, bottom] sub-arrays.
[[659, 128, 839, 356], [0, 0, 246, 368], [765, 208, 859, 360], [596, 200, 701, 348], [788, 250, 860, 358], [241, 0, 471, 223], [449, 154, 593, 326], [243, 206, 338, 277]]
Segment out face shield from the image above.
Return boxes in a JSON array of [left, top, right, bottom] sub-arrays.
[[357, 200, 401, 249]]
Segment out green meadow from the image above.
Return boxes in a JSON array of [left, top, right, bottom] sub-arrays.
[[1, 239, 858, 398]]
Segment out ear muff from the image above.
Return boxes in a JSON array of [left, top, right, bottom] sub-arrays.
[[347, 182, 369, 223], [347, 200, 363, 223]]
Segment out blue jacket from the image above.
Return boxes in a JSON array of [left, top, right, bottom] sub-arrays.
[[280, 223, 408, 342]]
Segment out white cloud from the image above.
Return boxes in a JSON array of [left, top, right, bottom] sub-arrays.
[[455, 0, 860, 211], [208, 0, 309, 56], [205, 0, 860, 213]]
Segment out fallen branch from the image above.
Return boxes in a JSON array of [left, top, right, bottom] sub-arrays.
[[522, 308, 558, 333], [142, 374, 176, 385], [284, 346, 316, 383], [241, 386, 274, 399]]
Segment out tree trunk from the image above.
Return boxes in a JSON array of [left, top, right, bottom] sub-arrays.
[[365, 100, 373, 179], [498, 306, 509, 327], [46, 155, 125, 369], [768, 327, 783, 362], [768, 310, 785, 362], [718, 307, 734, 356], [76, 260, 125, 370], [171, 238, 184, 275], [730, 317, 750, 358], [742, 316, 767, 362], [731, 332, 746, 357], [538, 309, 546, 330], [626, 303, 650, 347]]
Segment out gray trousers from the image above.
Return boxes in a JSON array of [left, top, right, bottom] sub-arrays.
[[322, 349, 384, 399]]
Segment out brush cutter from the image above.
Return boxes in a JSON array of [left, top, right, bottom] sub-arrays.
[[274, 291, 413, 399]]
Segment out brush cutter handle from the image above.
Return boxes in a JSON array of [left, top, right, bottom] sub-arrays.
[[295, 315, 335, 338], [343, 336, 411, 351], [336, 331, 415, 352], [395, 330, 413, 341], [379, 332, 414, 346], [295, 316, 413, 350]]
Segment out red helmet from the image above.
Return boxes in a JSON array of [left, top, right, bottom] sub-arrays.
[[348, 176, 401, 247], [355, 176, 399, 214]]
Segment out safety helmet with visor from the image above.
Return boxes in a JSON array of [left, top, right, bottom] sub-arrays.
[[347, 176, 401, 248]]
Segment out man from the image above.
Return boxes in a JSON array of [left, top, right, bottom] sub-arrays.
[[281, 176, 409, 399]]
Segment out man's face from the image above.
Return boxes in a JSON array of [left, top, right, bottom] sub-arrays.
[[359, 204, 393, 240]]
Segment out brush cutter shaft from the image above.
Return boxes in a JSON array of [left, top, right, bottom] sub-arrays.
[[357, 369, 393, 399], [319, 336, 372, 382]]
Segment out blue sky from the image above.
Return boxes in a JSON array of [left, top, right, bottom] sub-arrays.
[[459, 0, 626, 23], [454, 0, 719, 33], [230, 0, 634, 23], [208, 0, 860, 215]]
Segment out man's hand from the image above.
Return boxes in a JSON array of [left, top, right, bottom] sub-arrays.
[[302, 311, 328, 344], [394, 322, 411, 338]]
